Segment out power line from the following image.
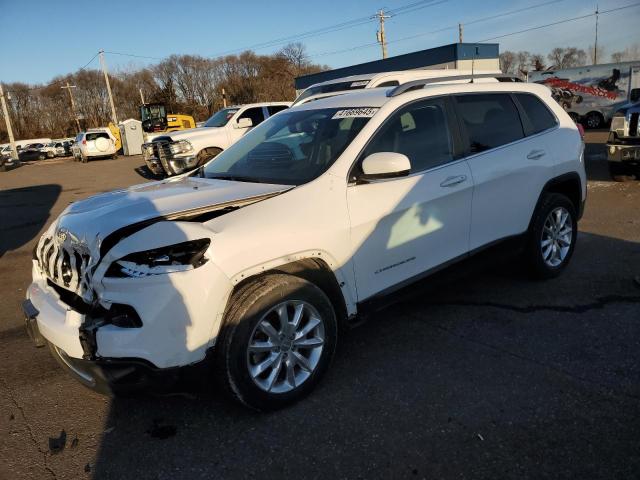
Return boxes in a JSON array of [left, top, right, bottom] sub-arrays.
[[478, 2, 640, 42], [306, 0, 588, 59], [211, 0, 449, 57], [103, 50, 163, 61], [15, 52, 100, 93]]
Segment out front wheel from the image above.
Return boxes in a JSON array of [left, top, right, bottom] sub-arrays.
[[47, 151, 54, 158], [524, 193, 577, 279], [216, 274, 337, 411], [585, 111, 603, 129]]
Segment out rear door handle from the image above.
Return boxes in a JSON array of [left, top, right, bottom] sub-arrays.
[[440, 175, 467, 187], [527, 149, 546, 160]]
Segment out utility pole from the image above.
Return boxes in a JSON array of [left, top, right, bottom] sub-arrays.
[[139, 88, 145, 105], [61, 82, 81, 133], [374, 9, 391, 59], [458, 23, 464, 43], [0, 83, 18, 161], [594, 5, 599, 64], [99, 50, 118, 124], [222, 88, 227, 108]]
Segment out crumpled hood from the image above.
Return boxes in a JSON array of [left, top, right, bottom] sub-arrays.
[[53, 176, 289, 247]]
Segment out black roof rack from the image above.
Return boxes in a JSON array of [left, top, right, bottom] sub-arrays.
[[387, 74, 522, 97]]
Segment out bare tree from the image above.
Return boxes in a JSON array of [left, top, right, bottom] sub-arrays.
[[610, 43, 640, 63], [547, 47, 587, 69], [499, 51, 516, 74], [531, 54, 546, 71]]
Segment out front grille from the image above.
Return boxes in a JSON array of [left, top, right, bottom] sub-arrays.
[[36, 233, 91, 297], [156, 141, 175, 174]]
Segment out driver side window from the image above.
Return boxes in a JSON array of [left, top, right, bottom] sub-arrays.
[[238, 107, 266, 127], [362, 98, 454, 174]]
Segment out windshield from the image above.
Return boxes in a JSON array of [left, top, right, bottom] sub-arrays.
[[141, 104, 165, 122], [293, 80, 370, 105], [202, 107, 376, 186], [204, 108, 239, 128]]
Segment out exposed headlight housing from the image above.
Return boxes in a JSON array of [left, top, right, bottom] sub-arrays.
[[169, 140, 193, 155], [106, 239, 210, 278]]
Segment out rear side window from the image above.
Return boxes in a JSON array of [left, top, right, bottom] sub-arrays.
[[515, 93, 557, 134], [455, 94, 524, 153], [363, 98, 453, 173], [86, 132, 110, 141], [239, 107, 266, 126], [267, 105, 289, 116], [376, 80, 400, 87]]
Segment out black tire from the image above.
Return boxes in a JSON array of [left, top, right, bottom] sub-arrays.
[[609, 162, 635, 182], [38, 153, 46, 160], [81, 155, 88, 163], [524, 193, 577, 279], [216, 274, 337, 411], [47, 151, 54, 158], [585, 111, 603, 129], [112, 153, 118, 160]]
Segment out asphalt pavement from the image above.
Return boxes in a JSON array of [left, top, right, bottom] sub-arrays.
[[0, 134, 639, 479]]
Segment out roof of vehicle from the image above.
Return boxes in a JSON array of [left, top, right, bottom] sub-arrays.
[[293, 79, 553, 111], [307, 69, 502, 88], [224, 101, 292, 109]]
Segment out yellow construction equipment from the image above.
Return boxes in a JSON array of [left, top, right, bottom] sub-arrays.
[[140, 103, 195, 134]]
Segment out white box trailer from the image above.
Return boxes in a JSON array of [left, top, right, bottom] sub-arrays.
[[529, 61, 640, 128]]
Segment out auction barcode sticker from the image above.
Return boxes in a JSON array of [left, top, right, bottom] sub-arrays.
[[332, 108, 379, 119]]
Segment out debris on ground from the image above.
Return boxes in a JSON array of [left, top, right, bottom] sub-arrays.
[[84, 463, 92, 473], [48, 430, 67, 453], [71, 435, 79, 448], [477, 433, 485, 441], [146, 418, 177, 440]]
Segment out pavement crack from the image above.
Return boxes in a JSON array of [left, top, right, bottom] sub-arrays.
[[422, 294, 640, 314], [1, 377, 57, 479]]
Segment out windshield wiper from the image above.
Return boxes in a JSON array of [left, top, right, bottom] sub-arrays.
[[205, 174, 260, 183]]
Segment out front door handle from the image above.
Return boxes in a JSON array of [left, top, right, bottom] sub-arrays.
[[440, 175, 467, 187], [527, 149, 546, 160]]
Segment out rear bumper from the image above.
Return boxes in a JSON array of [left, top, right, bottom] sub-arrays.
[[607, 143, 640, 164]]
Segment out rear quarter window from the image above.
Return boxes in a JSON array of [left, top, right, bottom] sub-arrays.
[[515, 93, 558, 134]]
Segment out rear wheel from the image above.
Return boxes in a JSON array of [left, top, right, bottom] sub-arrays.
[[38, 153, 46, 160], [524, 193, 577, 279], [46, 151, 54, 158], [585, 111, 604, 129], [216, 274, 337, 411]]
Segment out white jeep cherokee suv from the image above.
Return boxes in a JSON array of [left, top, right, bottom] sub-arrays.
[[143, 102, 290, 177], [24, 75, 586, 410]]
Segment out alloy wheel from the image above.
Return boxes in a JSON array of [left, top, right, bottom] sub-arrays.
[[540, 206, 573, 267], [246, 300, 325, 394]]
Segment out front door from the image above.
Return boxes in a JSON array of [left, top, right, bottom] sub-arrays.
[[347, 98, 473, 301]]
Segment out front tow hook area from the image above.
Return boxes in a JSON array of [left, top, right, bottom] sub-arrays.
[[22, 299, 46, 347], [78, 316, 106, 360]]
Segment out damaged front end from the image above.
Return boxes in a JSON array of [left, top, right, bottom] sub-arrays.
[[26, 186, 284, 393]]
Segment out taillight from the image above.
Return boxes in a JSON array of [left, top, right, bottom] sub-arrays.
[[577, 124, 585, 139], [82, 139, 87, 145]]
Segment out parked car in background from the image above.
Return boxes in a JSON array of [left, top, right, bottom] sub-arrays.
[[23, 143, 57, 159], [53, 142, 66, 156], [71, 129, 118, 162], [607, 102, 640, 181], [18, 148, 48, 161], [0, 149, 18, 171], [142, 102, 291, 176], [530, 61, 640, 128], [25, 73, 586, 410]]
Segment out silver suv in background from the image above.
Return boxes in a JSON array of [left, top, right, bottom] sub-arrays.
[[71, 129, 118, 163]]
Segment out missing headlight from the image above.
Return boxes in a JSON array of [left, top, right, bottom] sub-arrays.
[[105, 239, 210, 278]]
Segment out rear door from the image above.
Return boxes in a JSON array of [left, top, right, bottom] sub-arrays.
[[454, 93, 556, 250], [347, 97, 473, 300]]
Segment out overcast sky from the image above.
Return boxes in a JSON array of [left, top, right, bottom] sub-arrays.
[[0, 0, 638, 84]]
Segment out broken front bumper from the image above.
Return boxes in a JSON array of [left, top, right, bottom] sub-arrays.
[[25, 256, 234, 393]]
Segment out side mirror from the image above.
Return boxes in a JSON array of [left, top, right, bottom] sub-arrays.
[[360, 152, 411, 180], [235, 117, 253, 129]]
